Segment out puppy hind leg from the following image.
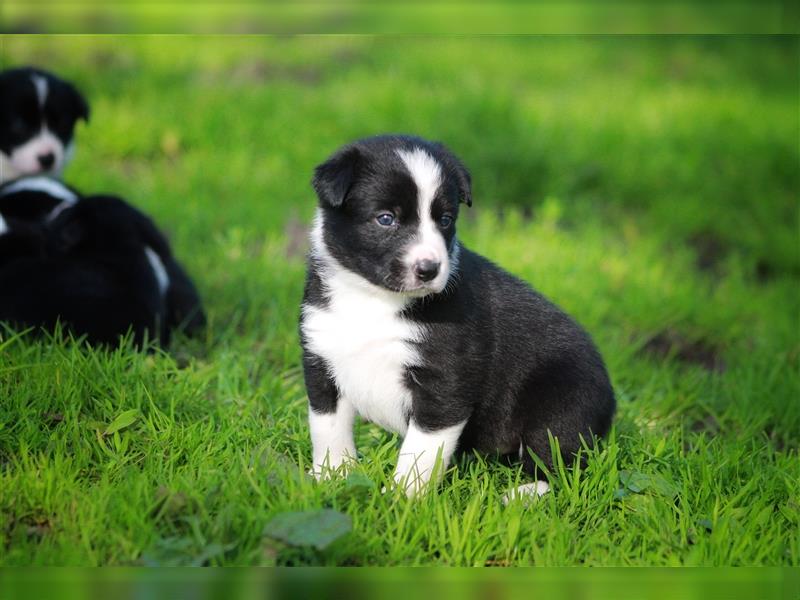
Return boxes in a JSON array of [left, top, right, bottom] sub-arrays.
[[501, 480, 550, 505]]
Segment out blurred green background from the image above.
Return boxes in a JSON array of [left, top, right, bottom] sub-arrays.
[[1, 567, 797, 599], [0, 34, 797, 566], [1, 0, 794, 34]]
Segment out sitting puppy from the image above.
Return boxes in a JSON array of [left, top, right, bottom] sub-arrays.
[[300, 135, 615, 499], [0, 180, 205, 346], [0, 67, 89, 184]]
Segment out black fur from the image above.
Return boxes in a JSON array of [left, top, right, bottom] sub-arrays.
[[0, 182, 205, 346], [0, 184, 74, 220], [302, 134, 615, 472]]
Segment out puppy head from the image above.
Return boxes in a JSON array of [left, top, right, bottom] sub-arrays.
[[47, 196, 169, 259], [0, 67, 89, 183], [311, 135, 472, 296]]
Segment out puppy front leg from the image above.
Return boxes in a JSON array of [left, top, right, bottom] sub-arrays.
[[393, 419, 466, 497], [304, 353, 357, 479], [308, 401, 357, 478]]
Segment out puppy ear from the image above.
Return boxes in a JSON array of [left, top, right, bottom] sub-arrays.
[[435, 142, 472, 207], [66, 82, 90, 123], [46, 199, 87, 253], [453, 157, 473, 207], [311, 146, 360, 208], [54, 216, 85, 252]]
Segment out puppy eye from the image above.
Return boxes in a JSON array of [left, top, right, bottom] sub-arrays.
[[376, 213, 395, 226], [438, 214, 453, 228]]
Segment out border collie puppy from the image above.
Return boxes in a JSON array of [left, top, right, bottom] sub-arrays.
[[0, 181, 205, 346], [0, 67, 89, 185], [300, 135, 615, 499]]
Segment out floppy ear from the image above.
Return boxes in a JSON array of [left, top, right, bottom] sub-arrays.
[[453, 157, 473, 207], [435, 142, 472, 207], [311, 146, 360, 208], [66, 81, 90, 123], [53, 215, 86, 252]]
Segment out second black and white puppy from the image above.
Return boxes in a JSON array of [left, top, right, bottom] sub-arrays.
[[0, 178, 205, 346], [300, 135, 615, 499], [0, 67, 89, 185]]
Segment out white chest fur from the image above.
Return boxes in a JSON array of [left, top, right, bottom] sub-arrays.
[[301, 264, 423, 436]]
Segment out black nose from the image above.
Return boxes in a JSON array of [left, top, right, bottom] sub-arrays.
[[414, 259, 440, 282], [38, 153, 55, 169]]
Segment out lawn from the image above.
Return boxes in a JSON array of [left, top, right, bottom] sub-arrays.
[[0, 35, 797, 566]]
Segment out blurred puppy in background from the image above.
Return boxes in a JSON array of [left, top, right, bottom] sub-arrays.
[[0, 178, 205, 346]]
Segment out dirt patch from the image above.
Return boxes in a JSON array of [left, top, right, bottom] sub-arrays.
[[284, 214, 309, 260], [640, 329, 726, 372], [198, 60, 325, 87], [3, 513, 53, 549], [689, 413, 721, 435], [754, 258, 782, 283], [688, 230, 728, 274], [763, 424, 797, 453], [43, 412, 65, 428]]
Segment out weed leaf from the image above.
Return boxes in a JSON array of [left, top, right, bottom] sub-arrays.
[[104, 409, 139, 436], [619, 470, 679, 498], [263, 509, 352, 551], [344, 472, 375, 491]]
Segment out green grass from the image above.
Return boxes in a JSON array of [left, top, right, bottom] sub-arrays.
[[0, 35, 798, 566]]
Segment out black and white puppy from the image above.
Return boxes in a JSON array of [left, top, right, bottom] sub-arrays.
[[0, 67, 89, 185], [0, 178, 205, 346], [300, 135, 615, 499]]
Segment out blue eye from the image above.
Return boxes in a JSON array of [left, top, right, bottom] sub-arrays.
[[376, 213, 395, 226], [438, 214, 453, 228]]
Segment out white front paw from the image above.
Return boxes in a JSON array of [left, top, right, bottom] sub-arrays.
[[309, 452, 356, 481], [392, 467, 430, 498]]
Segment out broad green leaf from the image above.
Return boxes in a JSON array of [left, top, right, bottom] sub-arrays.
[[263, 509, 352, 551], [619, 470, 679, 498], [343, 472, 375, 491], [619, 470, 651, 493], [86, 420, 108, 432], [104, 409, 140, 436]]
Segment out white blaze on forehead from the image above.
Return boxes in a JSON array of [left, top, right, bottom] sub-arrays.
[[0, 176, 78, 204], [31, 75, 49, 108], [0, 214, 8, 235], [396, 147, 451, 293], [396, 147, 442, 208]]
